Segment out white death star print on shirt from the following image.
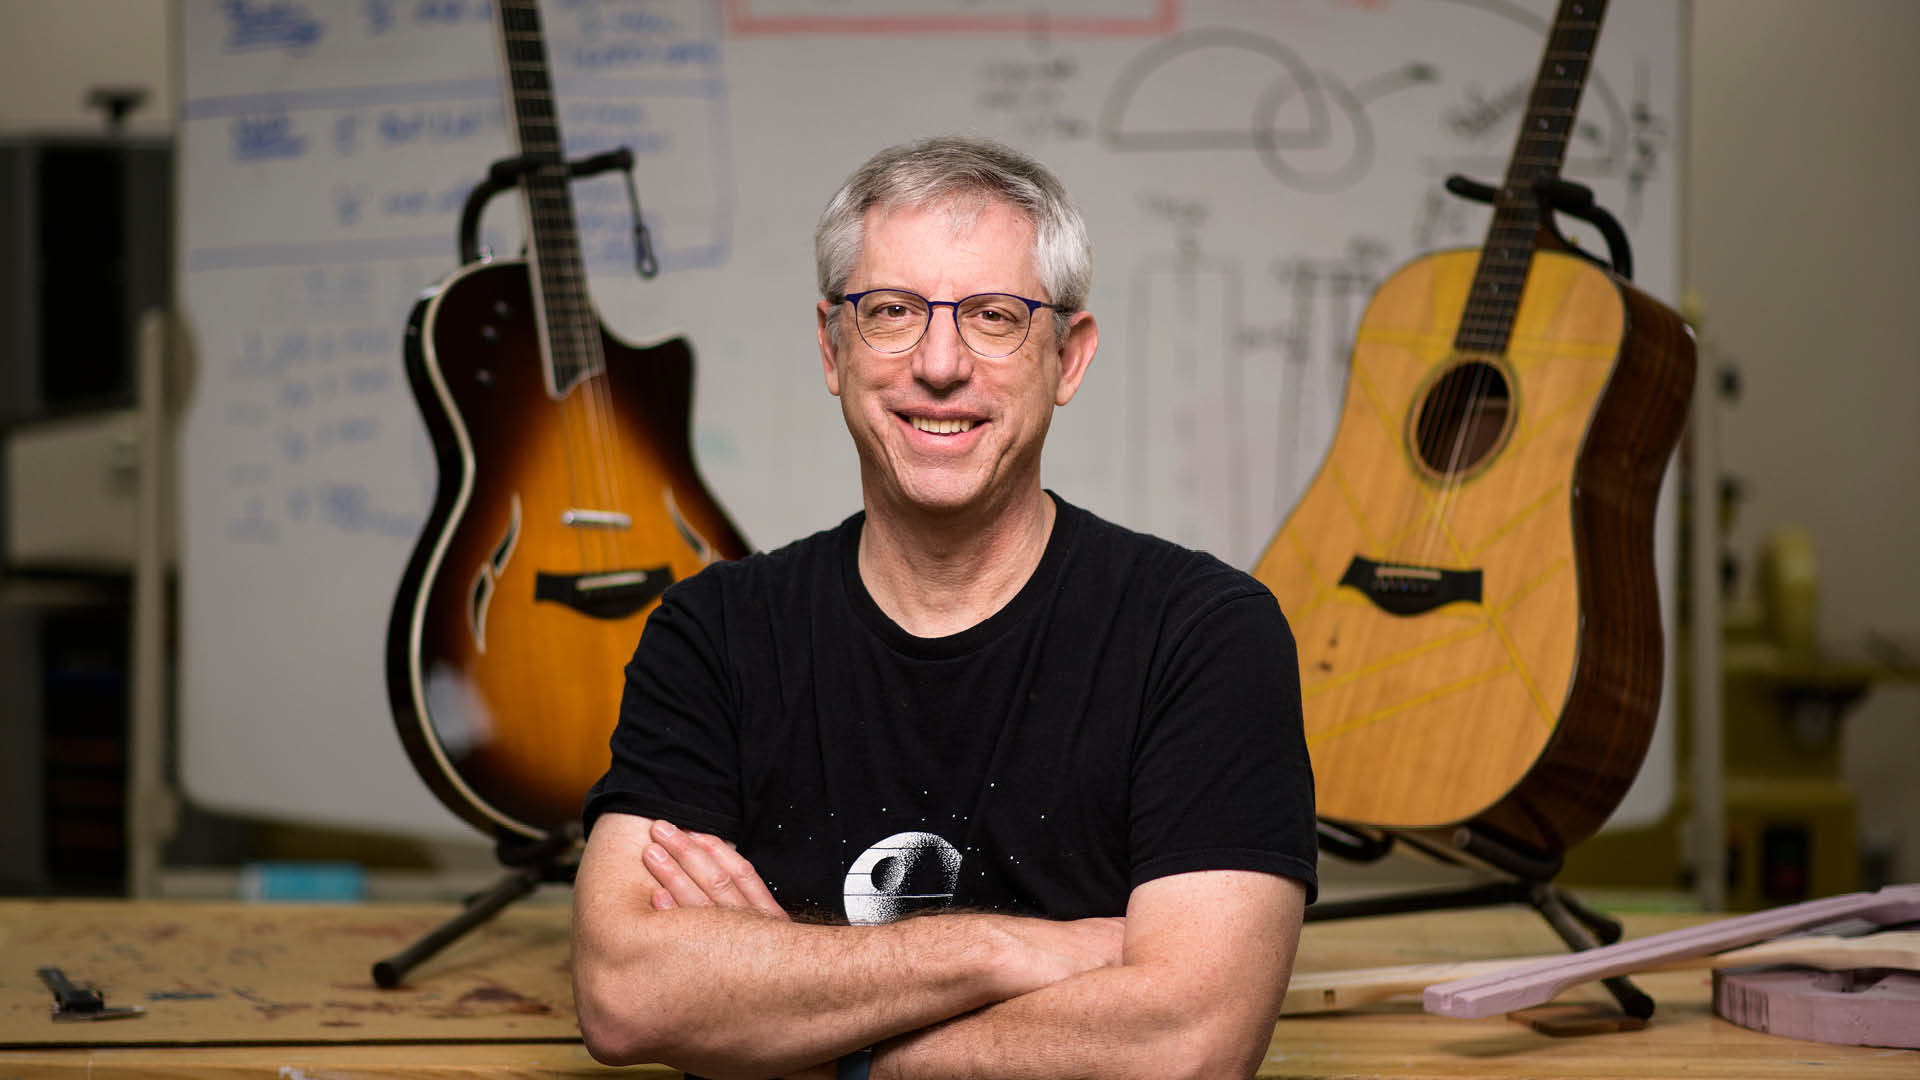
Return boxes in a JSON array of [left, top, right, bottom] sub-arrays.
[[842, 831, 963, 924]]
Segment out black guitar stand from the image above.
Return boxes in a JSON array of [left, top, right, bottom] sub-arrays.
[[1306, 819, 1655, 1019], [456, 146, 659, 276], [371, 823, 581, 988], [1445, 172, 1636, 281]]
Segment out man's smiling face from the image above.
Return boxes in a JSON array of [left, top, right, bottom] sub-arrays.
[[817, 196, 1095, 520]]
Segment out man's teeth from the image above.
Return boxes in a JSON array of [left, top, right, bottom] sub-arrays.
[[911, 416, 975, 434]]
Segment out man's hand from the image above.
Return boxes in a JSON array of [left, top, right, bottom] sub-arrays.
[[641, 819, 789, 919], [640, 820, 1123, 987], [988, 913, 1125, 989]]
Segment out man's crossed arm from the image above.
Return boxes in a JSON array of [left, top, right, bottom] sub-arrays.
[[571, 812, 1306, 1079]]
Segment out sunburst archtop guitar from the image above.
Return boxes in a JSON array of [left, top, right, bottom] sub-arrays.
[[387, 0, 749, 841], [1251, 0, 1694, 858]]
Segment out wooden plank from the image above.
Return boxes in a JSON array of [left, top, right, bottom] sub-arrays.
[[1284, 931, 1920, 1014], [1424, 885, 1920, 1018]]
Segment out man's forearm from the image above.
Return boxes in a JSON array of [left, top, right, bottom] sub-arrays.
[[875, 954, 1284, 1080], [574, 902, 1114, 1078]]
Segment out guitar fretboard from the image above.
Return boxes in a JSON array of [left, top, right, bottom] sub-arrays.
[[1455, 0, 1608, 356], [499, 0, 600, 393]]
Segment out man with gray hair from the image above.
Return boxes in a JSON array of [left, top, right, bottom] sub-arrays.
[[571, 135, 1316, 1079]]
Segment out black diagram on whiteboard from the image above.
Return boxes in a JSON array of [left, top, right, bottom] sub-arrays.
[[1097, 0, 1667, 212], [1098, 28, 1436, 194], [1124, 190, 1394, 564], [1421, 0, 1661, 222]]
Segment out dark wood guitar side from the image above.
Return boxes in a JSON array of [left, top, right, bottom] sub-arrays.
[[1250, 0, 1694, 858], [386, 0, 747, 840]]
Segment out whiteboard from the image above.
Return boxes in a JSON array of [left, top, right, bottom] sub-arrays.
[[176, 0, 1686, 839]]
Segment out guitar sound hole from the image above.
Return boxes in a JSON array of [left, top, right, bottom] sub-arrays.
[[1412, 360, 1513, 479]]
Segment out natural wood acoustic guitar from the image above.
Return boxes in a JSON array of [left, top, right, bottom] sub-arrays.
[[386, 0, 748, 841], [1251, 0, 1694, 858]]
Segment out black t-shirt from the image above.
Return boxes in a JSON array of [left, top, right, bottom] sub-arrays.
[[584, 494, 1317, 922]]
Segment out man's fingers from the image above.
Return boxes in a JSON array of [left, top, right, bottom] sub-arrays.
[[993, 914, 1129, 995], [692, 832, 788, 919], [653, 822, 745, 905], [643, 839, 713, 909], [646, 820, 789, 919]]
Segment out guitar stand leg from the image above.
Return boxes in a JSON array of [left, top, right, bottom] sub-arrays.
[[1550, 884, 1626, 945], [1307, 822, 1657, 1019], [371, 863, 544, 989], [370, 825, 580, 989], [1532, 884, 1655, 1020]]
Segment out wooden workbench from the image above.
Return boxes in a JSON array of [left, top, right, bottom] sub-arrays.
[[1, 898, 1913, 1077]]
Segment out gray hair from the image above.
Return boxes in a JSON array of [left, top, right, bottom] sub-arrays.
[[815, 135, 1092, 348]]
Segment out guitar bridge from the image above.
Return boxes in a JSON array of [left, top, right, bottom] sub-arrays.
[[534, 567, 673, 620], [1340, 555, 1482, 617]]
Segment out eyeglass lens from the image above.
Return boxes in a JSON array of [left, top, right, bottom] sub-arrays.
[[854, 291, 1034, 357]]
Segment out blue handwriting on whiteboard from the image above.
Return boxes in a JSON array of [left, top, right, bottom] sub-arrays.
[[347, 365, 394, 393], [334, 112, 360, 156], [234, 114, 307, 161], [223, 0, 324, 51], [343, 329, 395, 358], [384, 189, 430, 217], [337, 185, 365, 227], [564, 102, 647, 127], [571, 39, 719, 72], [364, 0, 398, 34], [377, 104, 491, 145], [414, 0, 492, 25], [609, 6, 683, 35], [317, 482, 421, 538]]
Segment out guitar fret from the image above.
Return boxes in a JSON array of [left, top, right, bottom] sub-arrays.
[[1453, 0, 1606, 355], [497, 0, 607, 380]]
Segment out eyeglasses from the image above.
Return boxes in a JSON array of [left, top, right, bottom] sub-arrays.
[[837, 288, 1062, 358]]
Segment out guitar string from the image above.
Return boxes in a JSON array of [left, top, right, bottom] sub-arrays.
[[514, 13, 604, 576], [519, 18, 627, 576], [530, 36, 632, 576], [498, 0, 620, 827], [1412, 3, 1589, 571], [531, 175, 597, 574], [1413, 216, 1498, 567], [1419, 193, 1530, 570], [505, 2, 589, 794], [1414, 160, 1512, 568], [556, 172, 626, 574], [572, 205, 630, 574]]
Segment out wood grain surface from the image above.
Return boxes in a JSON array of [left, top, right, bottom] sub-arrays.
[[0, 898, 583, 1047], [3, 899, 1917, 1078]]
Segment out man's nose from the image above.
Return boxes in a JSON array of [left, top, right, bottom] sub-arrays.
[[912, 307, 974, 389]]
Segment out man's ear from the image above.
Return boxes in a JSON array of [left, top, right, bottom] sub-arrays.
[[1053, 310, 1098, 407], [817, 299, 843, 397]]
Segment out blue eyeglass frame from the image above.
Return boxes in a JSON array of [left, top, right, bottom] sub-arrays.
[[837, 288, 1063, 357]]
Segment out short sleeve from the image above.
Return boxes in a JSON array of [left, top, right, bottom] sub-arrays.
[[582, 577, 744, 840], [1128, 588, 1318, 903]]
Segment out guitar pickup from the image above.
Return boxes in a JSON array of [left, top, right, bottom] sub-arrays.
[[534, 567, 673, 620], [1340, 555, 1482, 617]]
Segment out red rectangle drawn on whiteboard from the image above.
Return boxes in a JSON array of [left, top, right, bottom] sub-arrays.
[[724, 0, 1179, 37]]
